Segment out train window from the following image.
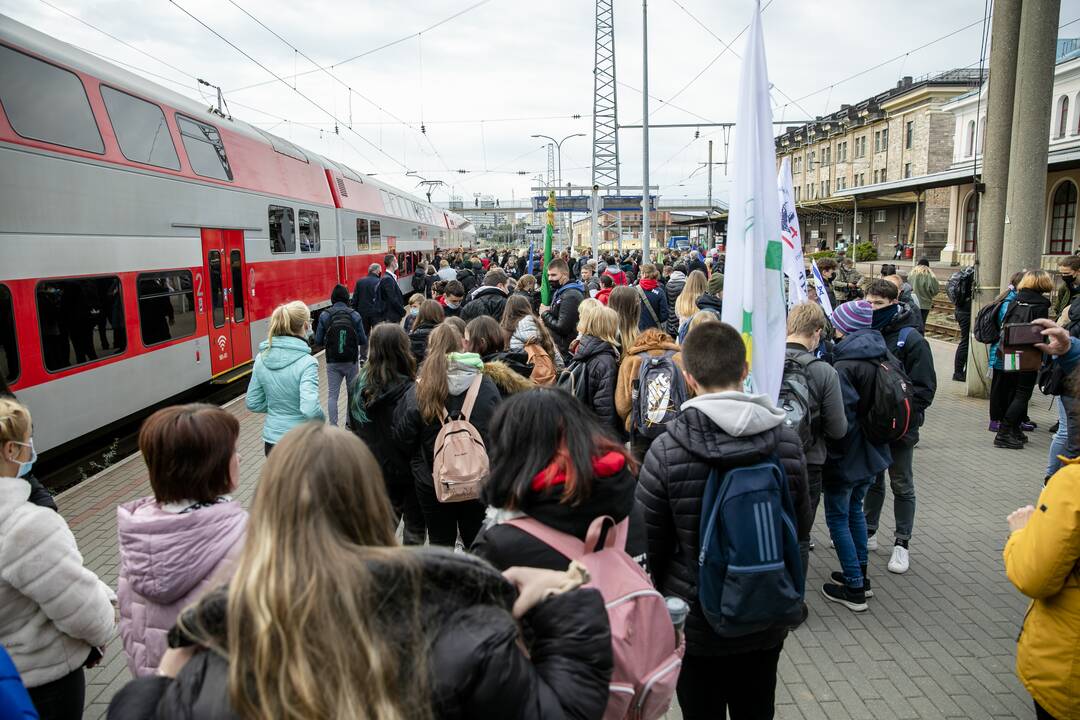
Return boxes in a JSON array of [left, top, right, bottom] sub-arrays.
[[176, 114, 233, 181], [101, 86, 180, 170], [268, 205, 295, 253], [230, 251, 245, 322], [253, 128, 308, 163], [36, 277, 126, 373], [0, 284, 17, 383], [370, 220, 381, 249], [356, 219, 370, 251], [298, 210, 321, 253], [379, 190, 392, 215], [0, 44, 104, 154], [208, 251, 225, 328], [136, 271, 195, 346]]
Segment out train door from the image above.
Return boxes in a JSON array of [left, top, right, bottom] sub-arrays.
[[200, 229, 252, 376]]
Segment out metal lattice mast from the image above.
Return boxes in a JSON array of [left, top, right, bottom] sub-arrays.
[[591, 0, 620, 253], [546, 143, 556, 187]]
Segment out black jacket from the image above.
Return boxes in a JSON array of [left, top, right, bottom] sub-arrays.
[[457, 267, 479, 295], [473, 459, 648, 572], [351, 375, 413, 493], [1003, 288, 1051, 325], [515, 289, 541, 315], [106, 549, 612, 720], [875, 305, 937, 444], [542, 284, 586, 361], [409, 322, 438, 362], [461, 286, 509, 324], [567, 335, 621, 438], [695, 293, 722, 317], [663, 274, 686, 337], [636, 285, 669, 332], [351, 275, 383, 319], [636, 402, 808, 656], [378, 274, 406, 324]]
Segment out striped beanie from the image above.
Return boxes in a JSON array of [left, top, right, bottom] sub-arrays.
[[831, 300, 874, 334]]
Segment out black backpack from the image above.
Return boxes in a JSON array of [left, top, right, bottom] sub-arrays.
[[973, 299, 1005, 344], [946, 267, 974, 306], [778, 355, 818, 449], [412, 270, 427, 296], [324, 309, 359, 363], [862, 353, 915, 445]]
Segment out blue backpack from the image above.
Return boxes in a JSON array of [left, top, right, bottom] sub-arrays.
[[698, 459, 805, 637]]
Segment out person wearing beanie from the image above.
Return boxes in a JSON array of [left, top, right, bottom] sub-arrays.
[[820, 299, 892, 613]]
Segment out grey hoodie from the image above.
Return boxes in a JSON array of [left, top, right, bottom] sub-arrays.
[[680, 391, 786, 437], [447, 360, 483, 395]]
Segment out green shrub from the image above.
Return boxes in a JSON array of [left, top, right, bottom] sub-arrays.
[[806, 250, 836, 261], [853, 241, 877, 262]]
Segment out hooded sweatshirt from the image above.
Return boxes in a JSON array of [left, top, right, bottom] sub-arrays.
[[245, 336, 324, 444], [117, 498, 247, 676]]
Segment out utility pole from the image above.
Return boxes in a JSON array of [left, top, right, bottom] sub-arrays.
[[591, 0, 621, 258], [706, 139, 713, 248], [641, 0, 651, 260]]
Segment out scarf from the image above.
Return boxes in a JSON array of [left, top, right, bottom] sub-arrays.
[[639, 278, 659, 291], [871, 304, 900, 330], [531, 450, 626, 492]]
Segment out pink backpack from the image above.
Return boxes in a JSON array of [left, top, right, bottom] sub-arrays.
[[432, 375, 488, 503], [505, 515, 684, 720]]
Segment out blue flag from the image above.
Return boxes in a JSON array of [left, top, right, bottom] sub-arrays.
[[527, 241, 535, 276]]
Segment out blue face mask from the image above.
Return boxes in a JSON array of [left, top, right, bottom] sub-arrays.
[[11, 439, 36, 478]]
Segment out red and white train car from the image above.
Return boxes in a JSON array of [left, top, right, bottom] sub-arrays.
[[0, 15, 474, 457]]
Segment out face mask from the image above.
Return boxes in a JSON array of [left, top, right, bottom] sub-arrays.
[[446, 301, 460, 309], [409, 307, 419, 316], [11, 439, 36, 478], [549, 278, 562, 291], [1066, 275, 1076, 289]]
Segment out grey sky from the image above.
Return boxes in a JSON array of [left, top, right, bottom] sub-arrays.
[[2, 0, 1078, 206]]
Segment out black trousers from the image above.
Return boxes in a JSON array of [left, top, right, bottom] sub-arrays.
[[677, 644, 783, 720], [799, 464, 823, 577], [264, 442, 274, 457], [990, 370, 1036, 424], [954, 310, 971, 376], [386, 474, 427, 545], [919, 308, 930, 331], [29, 667, 85, 720], [415, 475, 485, 548], [1036, 700, 1058, 719], [1003, 371, 1038, 428]]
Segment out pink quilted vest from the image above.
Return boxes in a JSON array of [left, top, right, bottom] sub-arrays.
[[505, 515, 684, 720]]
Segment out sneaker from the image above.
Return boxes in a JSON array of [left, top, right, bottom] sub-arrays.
[[830, 571, 874, 598], [1022, 420, 1037, 431], [821, 582, 868, 612], [988, 420, 1001, 432], [866, 534, 879, 551], [952, 372, 966, 382], [888, 544, 910, 574], [994, 428, 1024, 449], [1049, 421, 1060, 434], [828, 537, 835, 549], [809, 538, 816, 551]]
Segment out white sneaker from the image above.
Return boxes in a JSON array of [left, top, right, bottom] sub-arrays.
[[866, 534, 879, 551], [888, 544, 910, 574]]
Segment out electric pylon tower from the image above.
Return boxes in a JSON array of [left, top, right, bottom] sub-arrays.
[[546, 143, 556, 187], [591, 0, 620, 245]]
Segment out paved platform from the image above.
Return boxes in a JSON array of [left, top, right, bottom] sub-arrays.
[[56, 341, 1050, 719]]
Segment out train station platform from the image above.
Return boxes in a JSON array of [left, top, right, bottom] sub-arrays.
[[59, 342, 1046, 719]]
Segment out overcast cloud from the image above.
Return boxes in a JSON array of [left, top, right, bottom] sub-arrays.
[[2, 0, 1078, 207]]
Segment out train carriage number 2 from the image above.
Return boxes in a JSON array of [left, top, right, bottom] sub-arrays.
[[195, 272, 204, 313]]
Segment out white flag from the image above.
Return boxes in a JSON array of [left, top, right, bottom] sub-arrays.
[[721, 0, 786, 404], [778, 157, 808, 307], [810, 259, 834, 317]]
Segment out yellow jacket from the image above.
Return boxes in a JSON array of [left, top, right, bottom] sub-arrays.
[[1003, 459, 1080, 720]]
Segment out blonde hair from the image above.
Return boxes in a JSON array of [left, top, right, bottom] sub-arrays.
[[225, 423, 428, 720], [688, 311, 720, 333], [416, 323, 464, 424], [267, 301, 310, 349], [787, 301, 827, 336], [0, 398, 31, 447], [576, 298, 602, 335], [908, 264, 932, 277], [676, 270, 708, 319], [1018, 269, 1054, 294], [578, 305, 619, 348], [607, 285, 640, 353]]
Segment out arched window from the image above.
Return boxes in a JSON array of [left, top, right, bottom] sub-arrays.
[[965, 120, 975, 157], [978, 116, 986, 154], [1057, 95, 1070, 139], [1049, 181, 1078, 255], [963, 193, 978, 253]]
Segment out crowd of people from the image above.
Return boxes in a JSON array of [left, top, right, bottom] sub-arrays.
[[0, 244, 1077, 720]]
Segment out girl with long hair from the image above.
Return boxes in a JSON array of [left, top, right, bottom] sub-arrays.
[[351, 324, 426, 545], [409, 299, 445, 363], [246, 301, 323, 455], [607, 285, 640, 355], [473, 388, 647, 571], [514, 274, 541, 314], [565, 304, 622, 438], [108, 424, 614, 720], [392, 324, 501, 547], [675, 270, 708, 332], [502, 294, 560, 384], [464, 316, 535, 396]]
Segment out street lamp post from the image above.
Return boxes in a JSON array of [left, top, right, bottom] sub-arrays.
[[531, 133, 585, 252]]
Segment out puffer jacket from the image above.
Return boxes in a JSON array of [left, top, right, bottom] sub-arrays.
[[566, 336, 621, 438], [873, 304, 937, 445], [116, 498, 247, 677], [245, 336, 323, 444], [824, 328, 893, 486], [461, 286, 509, 324], [785, 342, 847, 466], [409, 321, 439, 362], [106, 549, 613, 720], [0, 646, 36, 719], [636, 393, 809, 657], [614, 330, 687, 433], [542, 282, 586, 361], [508, 315, 541, 352], [0, 478, 115, 688], [474, 450, 648, 571], [1004, 459, 1080, 720], [663, 272, 686, 337]]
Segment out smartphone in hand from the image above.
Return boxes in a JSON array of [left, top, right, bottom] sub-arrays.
[[1003, 323, 1046, 347]]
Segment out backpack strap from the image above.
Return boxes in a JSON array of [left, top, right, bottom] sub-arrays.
[[895, 326, 914, 349], [636, 285, 661, 325], [504, 515, 627, 558], [459, 373, 484, 422]]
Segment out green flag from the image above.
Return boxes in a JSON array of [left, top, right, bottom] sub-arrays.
[[540, 190, 556, 305]]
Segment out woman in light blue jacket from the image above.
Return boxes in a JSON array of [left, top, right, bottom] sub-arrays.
[[246, 301, 324, 455]]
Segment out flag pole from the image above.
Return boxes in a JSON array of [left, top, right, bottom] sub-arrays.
[[541, 190, 556, 305]]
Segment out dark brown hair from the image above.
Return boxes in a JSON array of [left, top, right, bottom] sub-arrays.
[[416, 299, 445, 328], [139, 404, 240, 504], [682, 321, 745, 389], [465, 316, 505, 357], [866, 278, 899, 301]]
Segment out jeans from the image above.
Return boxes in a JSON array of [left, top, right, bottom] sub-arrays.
[[677, 645, 783, 720], [28, 667, 85, 720], [824, 477, 873, 588], [799, 464, 823, 577], [325, 361, 358, 426], [864, 441, 916, 541], [1045, 394, 1080, 477], [954, 309, 971, 377]]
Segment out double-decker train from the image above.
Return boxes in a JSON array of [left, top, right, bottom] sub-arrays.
[[0, 14, 475, 459]]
